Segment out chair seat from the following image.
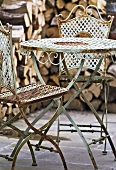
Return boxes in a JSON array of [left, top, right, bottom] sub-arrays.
[[0, 83, 67, 106], [59, 75, 114, 83]]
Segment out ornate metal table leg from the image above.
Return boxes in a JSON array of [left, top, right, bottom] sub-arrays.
[[81, 93, 116, 160], [61, 105, 98, 170]]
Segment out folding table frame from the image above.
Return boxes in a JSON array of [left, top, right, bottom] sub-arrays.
[[19, 36, 116, 170]]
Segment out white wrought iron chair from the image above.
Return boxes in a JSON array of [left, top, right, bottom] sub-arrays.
[[0, 21, 68, 170], [56, 4, 115, 156]]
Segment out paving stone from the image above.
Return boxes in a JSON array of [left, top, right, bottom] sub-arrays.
[[0, 110, 116, 170]]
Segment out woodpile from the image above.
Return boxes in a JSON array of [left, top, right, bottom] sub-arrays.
[[0, 0, 116, 120], [0, 0, 46, 119]]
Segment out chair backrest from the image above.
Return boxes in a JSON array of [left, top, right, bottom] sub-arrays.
[[0, 21, 16, 92], [56, 5, 114, 75]]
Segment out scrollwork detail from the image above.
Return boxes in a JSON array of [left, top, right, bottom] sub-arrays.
[[36, 51, 66, 66], [56, 4, 113, 24]]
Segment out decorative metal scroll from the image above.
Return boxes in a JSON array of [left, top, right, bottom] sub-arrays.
[[20, 37, 116, 71], [20, 48, 65, 66], [56, 4, 114, 75]]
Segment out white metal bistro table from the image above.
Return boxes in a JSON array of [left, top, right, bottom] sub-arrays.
[[20, 37, 116, 53], [20, 37, 116, 170]]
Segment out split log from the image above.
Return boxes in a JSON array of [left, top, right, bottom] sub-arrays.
[[107, 64, 116, 77], [37, 0, 46, 12], [27, 68, 32, 82], [42, 100, 51, 107], [12, 25, 24, 43], [109, 78, 116, 87], [46, 26, 59, 38], [80, 89, 93, 102], [51, 16, 57, 26], [67, 98, 85, 111], [15, 50, 23, 61], [16, 78, 20, 88], [97, 0, 107, 14], [6, 104, 13, 115], [50, 74, 60, 86], [2, 0, 33, 5], [30, 77, 37, 84], [65, 3, 77, 11], [89, 83, 102, 98], [27, 58, 33, 67], [50, 65, 59, 74], [26, 24, 33, 40], [79, 0, 87, 7], [0, 105, 7, 119], [0, 10, 30, 27], [31, 64, 37, 77], [72, 0, 79, 3], [107, 103, 116, 113], [39, 66, 49, 76], [12, 107, 19, 116], [31, 27, 42, 40], [63, 88, 76, 103], [38, 13, 45, 27], [101, 102, 116, 113], [41, 75, 49, 84], [20, 76, 30, 86], [88, 0, 97, 6], [44, 8, 54, 22], [100, 86, 116, 102], [47, 0, 55, 7], [91, 99, 102, 111], [32, 3, 39, 19], [20, 55, 28, 65], [1, 1, 33, 23], [13, 55, 17, 78], [56, 0, 65, 9], [30, 103, 38, 113], [17, 65, 29, 78], [60, 10, 70, 19], [36, 101, 42, 110]]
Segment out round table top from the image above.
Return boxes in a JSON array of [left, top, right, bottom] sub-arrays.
[[20, 37, 116, 53]]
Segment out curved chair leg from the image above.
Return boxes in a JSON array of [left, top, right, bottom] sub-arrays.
[[11, 134, 35, 170], [32, 99, 63, 151], [0, 122, 37, 164], [35, 123, 55, 151], [27, 140, 37, 166], [0, 112, 21, 131], [56, 118, 60, 143], [0, 113, 25, 161], [11, 107, 68, 170], [10, 101, 54, 158]]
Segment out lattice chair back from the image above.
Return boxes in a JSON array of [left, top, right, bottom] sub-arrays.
[[56, 5, 114, 75], [0, 21, 16, 93]]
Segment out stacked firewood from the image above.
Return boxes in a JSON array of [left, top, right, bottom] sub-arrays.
[[42, 0, 107, 38], [0, 0, 46, 119], [0, 0, 115, 120]]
